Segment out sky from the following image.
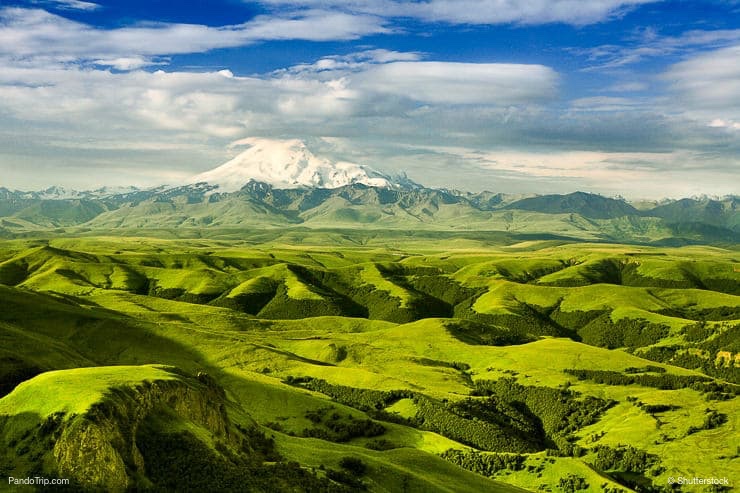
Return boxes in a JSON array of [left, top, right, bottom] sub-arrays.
[[0, 0, 738, 197]]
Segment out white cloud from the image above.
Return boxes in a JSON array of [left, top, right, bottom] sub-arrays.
[[354, 62, 558, 105], [408, 0, 656, 25], [579, 28, 740, 70], [0, 43, 564, 189], [240, 10, 389, 40], [0, 4, 735, 196], [396, 145, 739, 197], [421, 146, 672, 178], [708, 119, 740, 131], [92, 56, 164, 70], [664, 44, 740, 109], [258, 0, 659, 26], [279, 55, 559, 106], [569, 96, 641, 111], [605, 81, 648, 92], [0, 7, 388, 68], [0, 48, 559, 149], [272, 52, 559, 108], [45, 0, 100, 11], [279, 49, 423, 75], [663, 44, 740, 125]]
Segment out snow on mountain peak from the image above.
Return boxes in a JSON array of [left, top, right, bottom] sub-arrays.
[[31, 185, 140, 200], [188, 137, 393, 192]]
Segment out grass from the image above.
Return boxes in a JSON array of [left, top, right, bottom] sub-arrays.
[[498, 453, 629, 492], [385, 398, 417, 418], [0, 365, 178, 418], [358, 263, 413, 307], [0, 235, 737, 492], [274, 434, 525, 492], [573, 387, 739, 486]]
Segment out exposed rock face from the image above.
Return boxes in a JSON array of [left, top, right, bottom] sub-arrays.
[[52, 375, 234, 492], [53, 418, 129, 491]]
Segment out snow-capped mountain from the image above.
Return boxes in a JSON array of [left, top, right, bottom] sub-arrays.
[[18, 185, 141, 200], [32, 186, 82, 200], [187, 138, 393, 192]]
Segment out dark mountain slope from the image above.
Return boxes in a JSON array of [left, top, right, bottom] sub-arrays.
[[0, 184, 737, 244], [648, 197, 739, 231], [505, 191, 640, 219]]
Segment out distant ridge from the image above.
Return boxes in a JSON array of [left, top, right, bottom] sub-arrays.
[[0, 182, 737, 245], [505, 191, 639, 219], [1, 145, 738, 247], [648, 197, 738, 231]]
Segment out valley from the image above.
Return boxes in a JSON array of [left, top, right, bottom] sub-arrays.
[[0, 235, 737, 491]]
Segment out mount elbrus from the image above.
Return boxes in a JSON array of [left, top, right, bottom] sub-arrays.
[[0, 138, 736, 244]]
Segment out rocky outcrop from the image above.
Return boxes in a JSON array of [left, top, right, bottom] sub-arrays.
[[50, 370, 236, 492]]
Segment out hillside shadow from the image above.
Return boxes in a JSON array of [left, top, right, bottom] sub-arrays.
[[0, 286, 227, 394]]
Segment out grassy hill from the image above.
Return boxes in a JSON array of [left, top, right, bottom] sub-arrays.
[[0, 236, 737, 492]]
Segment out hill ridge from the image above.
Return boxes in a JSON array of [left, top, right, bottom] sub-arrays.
[[0, 183, 737, 244]]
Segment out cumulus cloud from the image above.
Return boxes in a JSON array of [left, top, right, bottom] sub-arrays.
[[0, 43, 564, 190], [2, 33, 734, 196], [0, 48, 558, 134], [0, 5, 736, 196]]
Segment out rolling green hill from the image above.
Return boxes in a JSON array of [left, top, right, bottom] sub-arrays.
[[0, 236, 737, 492]]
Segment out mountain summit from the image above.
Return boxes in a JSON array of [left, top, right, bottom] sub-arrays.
[[188, 138, 393, 192]]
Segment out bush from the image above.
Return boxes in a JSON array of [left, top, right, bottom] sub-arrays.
[[339, 457, 367, 476], [135, 423, 342, 492], [578, 315, 670, 349], [687, 409, 728, 435], [593, 444, 658, 474], [326, 469, 367, 490], [564, 369, 711, 390], [558, 474, 589, 492], [365, 438, 398, 451], [301, 407, 386, 443], [288, 376, 613, 456], [440, 449, 525, 477]]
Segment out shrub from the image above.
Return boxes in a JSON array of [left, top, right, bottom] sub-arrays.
[[339, 457, 367, 476]]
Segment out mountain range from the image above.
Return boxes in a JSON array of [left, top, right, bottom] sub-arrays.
[[1, 139, 737, 244]]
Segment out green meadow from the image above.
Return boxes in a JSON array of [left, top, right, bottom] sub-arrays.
[[0, 234, 737, 492]]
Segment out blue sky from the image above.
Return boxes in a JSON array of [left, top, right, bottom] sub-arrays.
[[0, 0, 738, 197]]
